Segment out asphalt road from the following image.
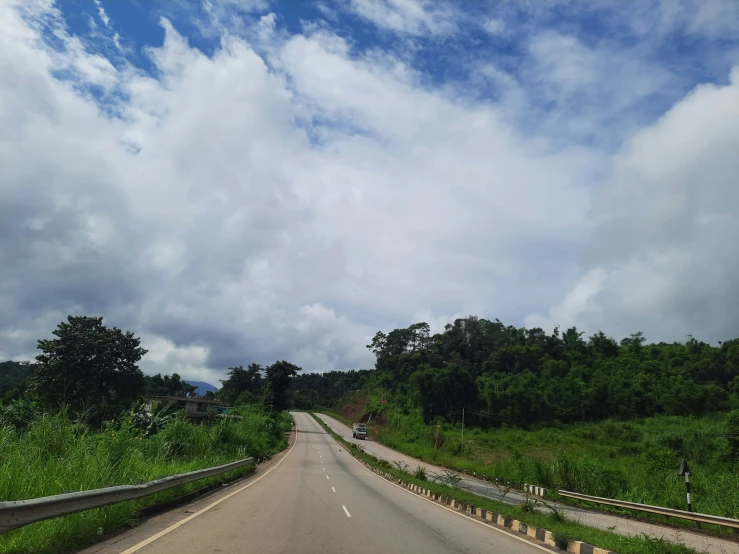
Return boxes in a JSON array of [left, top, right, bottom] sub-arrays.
[[81, 412, 549, 554], [316, 413, 739, 554]]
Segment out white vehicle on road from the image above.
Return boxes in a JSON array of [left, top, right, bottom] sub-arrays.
[[352, 422, 367, 439]]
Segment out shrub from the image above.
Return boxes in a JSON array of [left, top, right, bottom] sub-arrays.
[[725, 410, 739, 461], [0, 405, 291, 554], [553, 532, 574, 549]]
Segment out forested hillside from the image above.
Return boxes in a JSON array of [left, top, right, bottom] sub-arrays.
[[290, 316, 739, 426], [0, 361, 36, 401], [288, 370, 373, 409]]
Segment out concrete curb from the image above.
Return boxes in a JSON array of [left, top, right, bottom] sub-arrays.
[[360, 462, 617, 554]]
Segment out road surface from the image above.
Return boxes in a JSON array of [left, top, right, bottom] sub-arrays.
[[316, 413, 739, 554], [80, 412, 549, 554]]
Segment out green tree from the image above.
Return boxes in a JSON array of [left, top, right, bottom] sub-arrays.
[[220, 363, 264, 404], [32, 316, 147, 422], [355, 316, 739, 427], [0, 361, 36, 401], [142, 373, 195, 396], [263, 360, 301, 412]]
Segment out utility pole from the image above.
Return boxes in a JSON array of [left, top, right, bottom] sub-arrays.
[[461, 408, 465, 447]]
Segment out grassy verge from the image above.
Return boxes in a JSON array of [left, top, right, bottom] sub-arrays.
[[311, 412, 698, 554], [0, 407, 292, 554], [357, 404, 739, 538]]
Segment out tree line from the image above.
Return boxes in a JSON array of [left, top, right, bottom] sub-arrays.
[[0, 315, 301, 425], [290, 316, 739, 426], [287, 369, 374, 409]]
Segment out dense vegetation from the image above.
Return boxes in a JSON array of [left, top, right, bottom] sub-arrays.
[[0, 361, 35, 402], [0, 315, 303, 422], [359, 317, 739, 425], [142, 372, 196, 396], [0, 405, 291, 553], [0, 315, 299, 553], [288, 369, 373, 409], [32, 316, 148, 425], [370, 410, 739, 522]]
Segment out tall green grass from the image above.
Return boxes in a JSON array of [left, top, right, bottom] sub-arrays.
[[0, 407, 291, 553], [369, 408, 739, 531]]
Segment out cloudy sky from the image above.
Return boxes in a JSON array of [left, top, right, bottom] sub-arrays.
[[1, 0, 738, 383]]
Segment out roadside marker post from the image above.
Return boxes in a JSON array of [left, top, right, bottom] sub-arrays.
[[678, 459, 700, 529]]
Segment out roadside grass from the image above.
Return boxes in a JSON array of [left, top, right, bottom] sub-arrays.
[[0, 408, 292, 554], [311, 412, 699, 554], [352, 405, 739, 537]]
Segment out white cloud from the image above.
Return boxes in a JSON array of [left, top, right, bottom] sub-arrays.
[[527, 67, 739, 342], [93, 0, 110, 28], [346, 0, 457, 36], [482, 18, 505, 36], [524, 31, 678, 145], [139, 335, 213, 382], [1, 0, 738, 385]]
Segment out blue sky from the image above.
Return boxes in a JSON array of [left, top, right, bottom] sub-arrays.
[[2, 0, 739, 382]]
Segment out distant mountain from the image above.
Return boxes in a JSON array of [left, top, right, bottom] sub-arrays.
[[184, 380, 218, 395]]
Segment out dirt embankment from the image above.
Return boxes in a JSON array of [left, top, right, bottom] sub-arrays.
[[336, 396, 368, 422], [336, 395, 387, 438]]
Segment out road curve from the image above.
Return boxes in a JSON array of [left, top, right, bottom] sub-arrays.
[[316, 413, 739, 554], [81, 412, 549, 554]]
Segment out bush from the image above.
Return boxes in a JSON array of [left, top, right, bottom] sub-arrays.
[[725, 410, 739, 461], [414, 464, 428, 480], [0, 405, 291, 554], [552, 454, 627, 498], [553, 532, 574, 549]]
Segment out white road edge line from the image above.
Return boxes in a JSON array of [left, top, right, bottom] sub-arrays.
[[332, 486, 336, 492], [342, 505, 352, 518], [317, 416, 553, 554], [120, 417, 300, 554]]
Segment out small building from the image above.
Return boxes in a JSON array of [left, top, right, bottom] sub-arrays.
[[144, 394, 232, 423]]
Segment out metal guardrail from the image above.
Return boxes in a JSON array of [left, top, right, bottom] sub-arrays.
[[559, 490, 739, 530], [0, 457, 254, 534]]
